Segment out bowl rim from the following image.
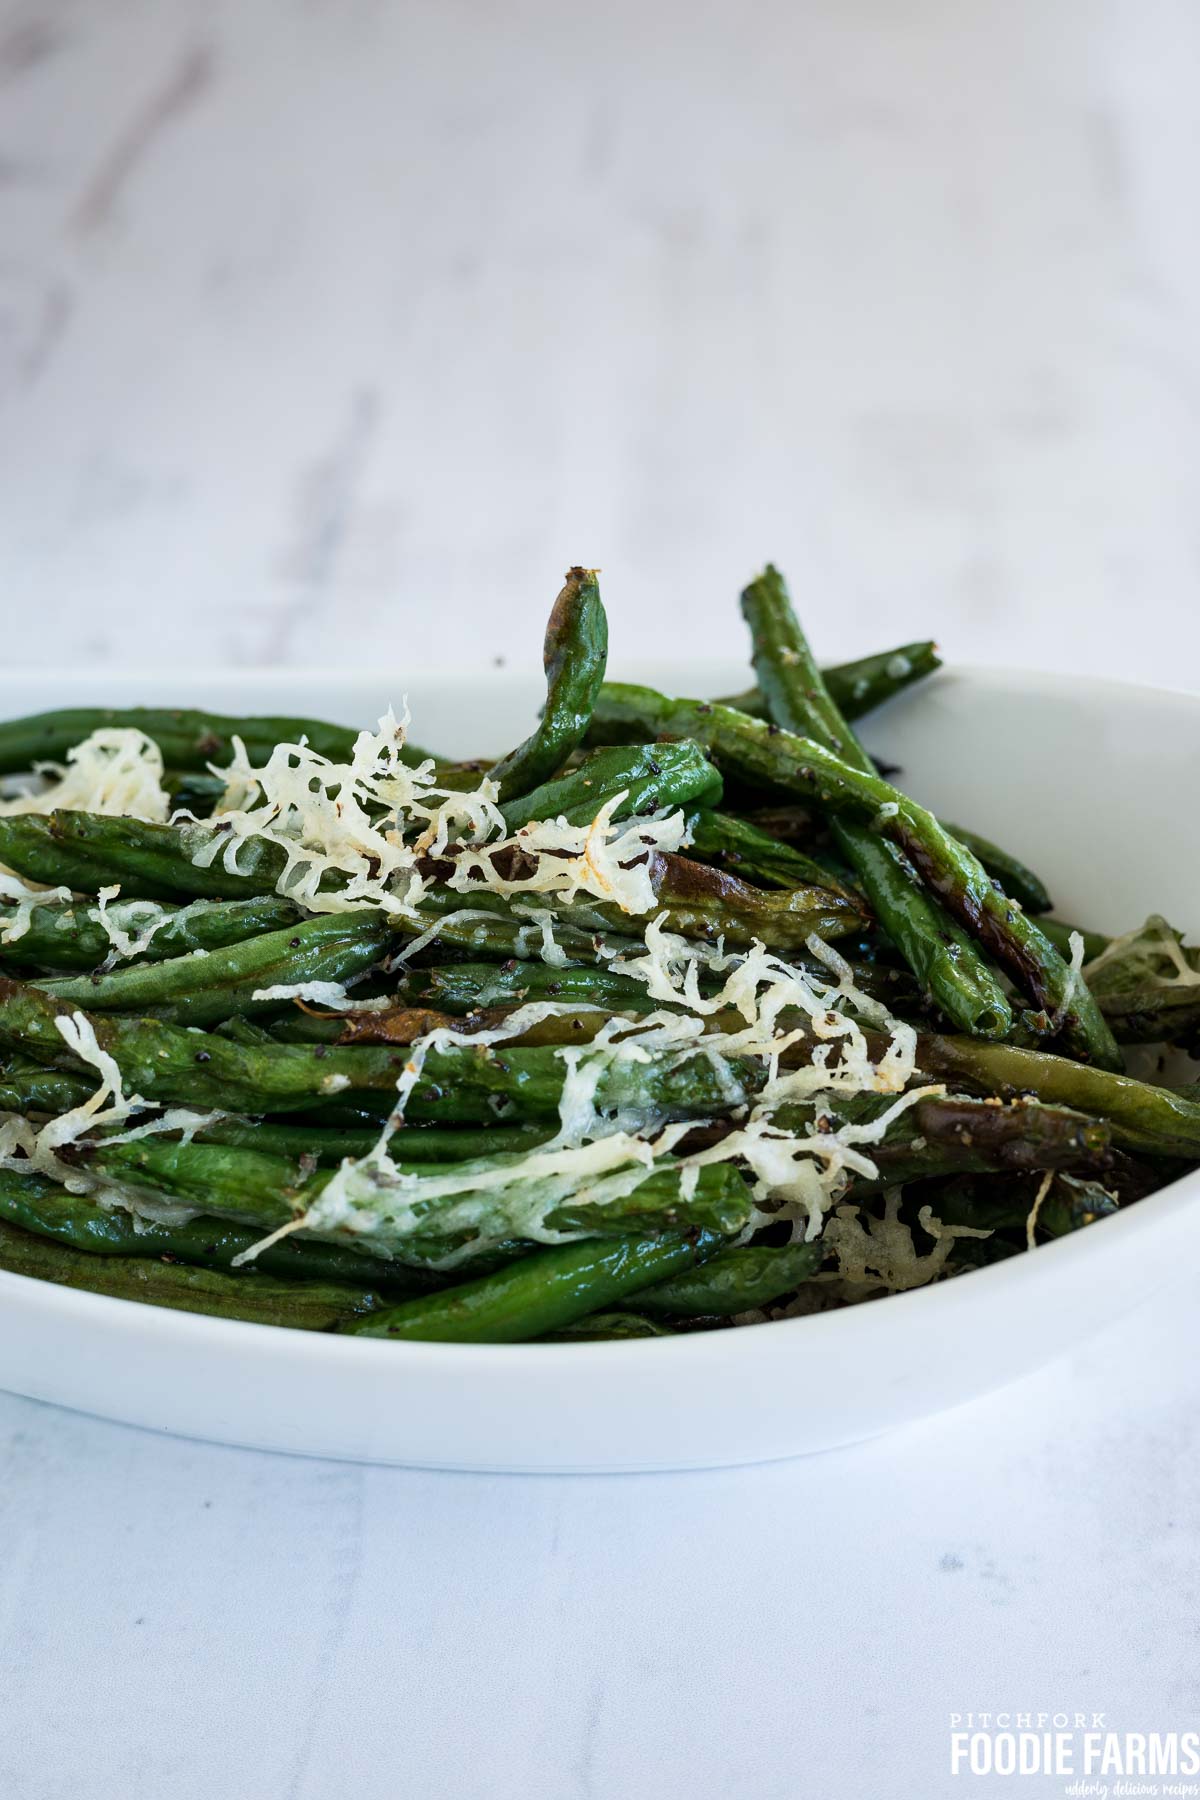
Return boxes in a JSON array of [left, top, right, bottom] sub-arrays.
[[0, 657, 1196, 1374], [16, 657, 1200, 701]]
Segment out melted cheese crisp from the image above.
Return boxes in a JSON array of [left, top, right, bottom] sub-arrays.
[[823, 1192, 990, 1293], [1085, 914, 1200, 991]]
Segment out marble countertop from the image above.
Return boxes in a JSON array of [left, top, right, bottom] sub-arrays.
[[2, 1296, 1196, 1800], [1, 2, 1198, 1795]]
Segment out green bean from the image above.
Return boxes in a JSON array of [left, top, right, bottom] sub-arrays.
[[390, 886, 641, 966], [1037, 1173, 1125, 1235], [894, 1094, 1112, 1176], [0, 1167, 436, 1294], [910, 1027, 1200, 1159], [0, 894, 302, 972], [717, 640, 942, 723], [383, 954, 921, 1023], [488, 567, 609, 799], [738, 567, 1016, 1042], [545, 1310, 676, 1339], [84, 1138, 754, 1260], [1070, 916, 1200, 1043], [18, 848, 635, 974], [8, 810, 862, 967], [0, 1052, 97, 1115], [683, 807, 855, 896], [343, 1230, 727, 1342], [388, 960, 661, 1018], [12, 815, 469, 930], [196, 1119, 559, 1163], [37, 914, 391, 1025], [1040, 918, 1110, 962], [0, 977, 407, 1113], [407, 863, 864, 961], [214, 1017, 278, 1046], [932, 1170, 1120, 1239], [84, 1138, 325, 1224], [0, 707, 434, 775], [0, 811, 282, 901], [162, 769, 229, 815], [638, 1240, 823, 1317], [587, 851, 866, 951], [941, 824, 1052, 915], [829, 826, 1012, 1037], [1095, 986, 1200, 1046], [0, 815, 168, 896], [740, 566, 863, 761], [273, 980, 936, 1061], [0, 1216, 385, 1329], [53, 811, 289, 899], [274, 1003, 616, 1050], [2, 591, 1188, 1346], [499, 742, 721, 832], [745, 1091, 1114, 1198], [811, 1093, 1113, 1187], [656, 853, 866, 947], [593, 675, 1121, 1068]]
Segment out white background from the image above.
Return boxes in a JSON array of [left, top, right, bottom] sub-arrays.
[[1, 2, 1198, 1795]]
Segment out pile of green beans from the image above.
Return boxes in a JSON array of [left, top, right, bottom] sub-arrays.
[[0, 564, 1194, 1344]]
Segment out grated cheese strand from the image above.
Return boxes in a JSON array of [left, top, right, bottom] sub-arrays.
[[446, 795, 689, 916], [0, 1012, 148, 1186], [0, 729, 170, 822], [92, 888, 174, 963], [0, 873, 74, 946], [1025, 1170, 1055, 1250]]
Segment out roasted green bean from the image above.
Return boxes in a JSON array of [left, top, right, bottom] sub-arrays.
[[488, 567, 609, 799]]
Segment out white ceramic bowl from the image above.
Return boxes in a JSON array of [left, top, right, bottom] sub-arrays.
[[0, 664, 1197, 1471]]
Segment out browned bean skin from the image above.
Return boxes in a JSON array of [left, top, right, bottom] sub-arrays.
[[488, 567, 609, 799]]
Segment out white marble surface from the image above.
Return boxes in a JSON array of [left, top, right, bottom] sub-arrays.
[[2, 2, 1200, 1795], [3, 0, 1200, 684]]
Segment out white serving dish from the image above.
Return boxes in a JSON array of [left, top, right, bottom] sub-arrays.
[[0, 663, 1197, 1471]]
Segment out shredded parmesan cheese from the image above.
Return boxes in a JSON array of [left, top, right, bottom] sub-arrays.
[[0, 730, 170, 822], [0, 1011, 146, 1185], [91, 888, 174, 963], [250, 979, 363, 1009], [0, 874, 74, 946], [446, 796, 687, 917], [1047, 929, 1086, 1031], [196, 709, 500, 919], [1025, 1170, 1055, 1249]]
